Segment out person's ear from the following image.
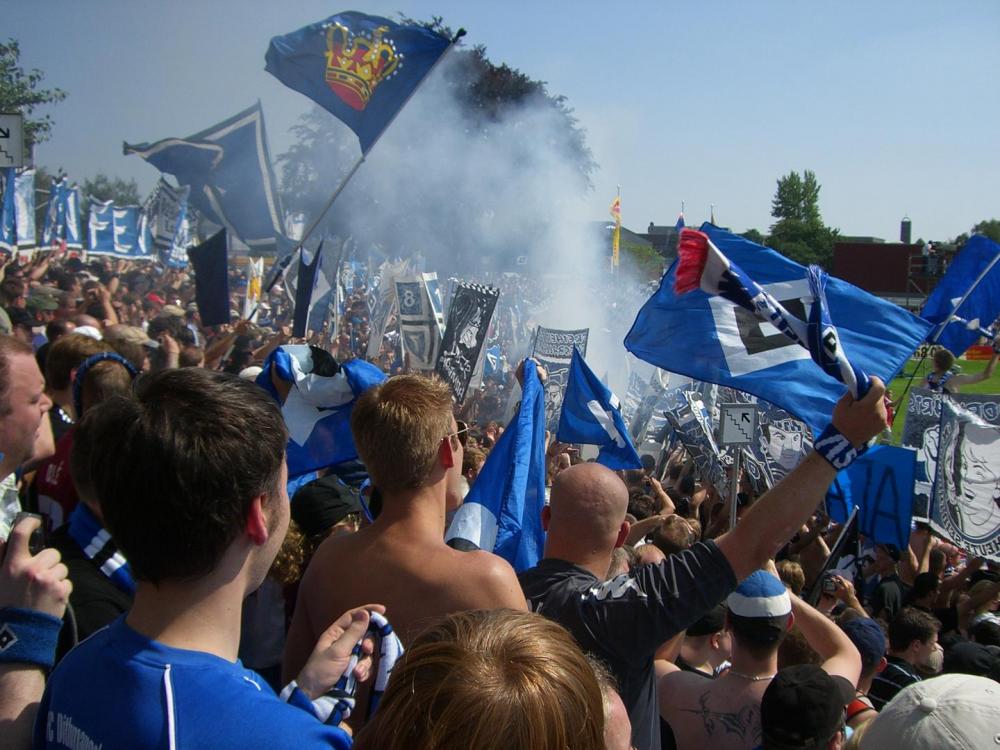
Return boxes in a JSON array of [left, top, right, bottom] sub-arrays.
[[876, 656, 888, 674], [245, 494, 270, 546], [439, 437, 455, 469], [541, 505, 552, 531], [786, 612, 796, 632], [614, 520, 631, 549]]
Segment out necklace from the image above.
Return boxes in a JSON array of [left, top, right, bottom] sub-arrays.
[[727, 669, 775, 682]]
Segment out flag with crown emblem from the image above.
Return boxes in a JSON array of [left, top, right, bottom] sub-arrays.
[[266, 11, 452, 155]]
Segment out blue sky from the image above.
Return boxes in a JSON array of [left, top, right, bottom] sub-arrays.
[[8, 1, 1000, 242]]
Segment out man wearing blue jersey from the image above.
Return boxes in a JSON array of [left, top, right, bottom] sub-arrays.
[[34, 368, 382, 749]]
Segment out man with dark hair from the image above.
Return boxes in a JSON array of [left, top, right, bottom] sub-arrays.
[[285, 373, 527, 689], [520, 382, 884, 750], [867, 543, 908, 621], [868, 606, 941, 710], [35, 369, 381, 748], [660, 572, 860, 750]]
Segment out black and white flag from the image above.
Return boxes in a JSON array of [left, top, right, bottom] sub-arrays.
[[931, 399, 1000, 562], [531, 326, 589, 430], [396, 273, 445, 370], [435, 283, 500, 402]]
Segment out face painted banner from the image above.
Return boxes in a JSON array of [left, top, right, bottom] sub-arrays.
[[396, 272, 445, 371], [902, 388, 1000, 519], [717, 386, 812, 489], [435, 283, 500, 402], [931, 399, 1000, 561], [664, 391, 727, 490], [531, 326, 589, 430]]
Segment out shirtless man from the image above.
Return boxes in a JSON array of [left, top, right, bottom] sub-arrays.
[[283, 373, 527, 682], [659, 571, 861, 750]]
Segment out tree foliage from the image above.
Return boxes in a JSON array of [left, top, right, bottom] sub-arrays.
[[81, 173, 141, 206], [767, 170, 837, 268], [276, 16, 596, 269], [0, 39, 67, 149]]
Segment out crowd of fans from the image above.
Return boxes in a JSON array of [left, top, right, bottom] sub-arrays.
[[1, 249, 999, 749]]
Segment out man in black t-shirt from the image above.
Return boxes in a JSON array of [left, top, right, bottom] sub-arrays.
[[518, 373, 887, 750]]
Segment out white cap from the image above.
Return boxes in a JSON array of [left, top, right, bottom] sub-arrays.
[[73, 325, 103, 341], [238, 366, 263, 381], [860, 674, 1000, 749]]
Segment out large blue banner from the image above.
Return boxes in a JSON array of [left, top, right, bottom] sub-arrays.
[[826, 445, 916, 550]]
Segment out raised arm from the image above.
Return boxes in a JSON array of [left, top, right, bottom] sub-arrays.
[[790, 592, 862, 686], [716, 378, 887, 581]]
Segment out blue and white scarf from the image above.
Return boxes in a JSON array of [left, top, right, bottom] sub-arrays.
[[675, 228, 871, 399], [67, 503, 136, 595]]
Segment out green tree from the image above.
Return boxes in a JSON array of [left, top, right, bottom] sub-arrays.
[[741, 228, 765, 245], [972, 219, 1000, 244], [621, 241, 663, 280], [82, 173, 141, 205], [0, 39, 67, 151], [768, 170, 838, 267]]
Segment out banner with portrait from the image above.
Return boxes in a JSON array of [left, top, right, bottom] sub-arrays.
[[435, 283, 500, 403], [930, 400, 1000, 561], [531, 326, 589, 430], [901, 387, 1000, 519]]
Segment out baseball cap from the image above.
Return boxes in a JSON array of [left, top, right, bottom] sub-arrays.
[[840, 618, 887, 671], [291, 475, 362, 539], [26, 287, 60, 311], [727, 570, 793, 642], [687, 604, 727, 637], [145, 292, 166, 306], [761, 664, 855, 749], [727, 570, 792, 619], [859, 674, 1000, 749]]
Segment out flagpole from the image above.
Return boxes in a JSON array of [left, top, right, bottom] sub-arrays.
[[295, 28, 467, 252]]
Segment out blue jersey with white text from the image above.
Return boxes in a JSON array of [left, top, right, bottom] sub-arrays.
[[34, 617, 351, 749]]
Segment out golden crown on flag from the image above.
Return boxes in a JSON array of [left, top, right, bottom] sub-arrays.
[[325, 23, 400, 111]]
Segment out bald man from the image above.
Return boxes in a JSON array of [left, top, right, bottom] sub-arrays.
[[519, 379, 888, 750]]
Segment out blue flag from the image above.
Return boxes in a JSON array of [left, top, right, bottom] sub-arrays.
[[826, 445, 916, 550], [41, 180, 82, 248], [187, 229, 231, 327], [625, 225, 933, 434], [256, 346, 386, 479], [265, 12, 452, 154], [0, 168, 14, 250], [921, 235, 1000, 355], [124, 103, 284, 252], [446, 359, 547, 572], [557, 349, 642, 470]]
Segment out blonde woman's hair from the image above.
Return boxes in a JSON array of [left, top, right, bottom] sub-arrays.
[[354, 609, 606, 750]]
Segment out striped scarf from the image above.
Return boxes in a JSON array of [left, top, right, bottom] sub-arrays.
[[67, 503, 136, 596], [323, 611, 403, 725]]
